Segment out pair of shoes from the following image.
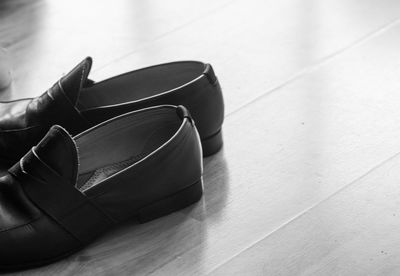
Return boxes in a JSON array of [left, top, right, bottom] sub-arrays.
[[0, 58, 224, 270]]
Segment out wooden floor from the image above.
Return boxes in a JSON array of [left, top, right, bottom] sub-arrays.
[[2, 0, 400, 275]]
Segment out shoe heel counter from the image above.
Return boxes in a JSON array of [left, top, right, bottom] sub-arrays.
[[200, 64, 224, 155], [169, 107, 203, 186], [203, 65, 225, 124], [183, 117, 204, 179], [203, 64, 218, 85], [134, 119, 204, 223], [205, 64, 224, 126]]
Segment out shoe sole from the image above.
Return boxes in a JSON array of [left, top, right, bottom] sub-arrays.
[[202, 129, 223, 157]]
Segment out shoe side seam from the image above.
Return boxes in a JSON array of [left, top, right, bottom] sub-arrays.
[[0, 215, 41, 233]]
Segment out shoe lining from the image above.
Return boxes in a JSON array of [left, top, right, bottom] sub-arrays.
[[78, 153, 146, 191], [75, 109, 181, 191]]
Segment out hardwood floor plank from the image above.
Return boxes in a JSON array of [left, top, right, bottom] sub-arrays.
[[93, 0, 400, 115], [210, 149, 400, 275]]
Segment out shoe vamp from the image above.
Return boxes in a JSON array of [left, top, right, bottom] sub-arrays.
[[0, 99, 31, 130]]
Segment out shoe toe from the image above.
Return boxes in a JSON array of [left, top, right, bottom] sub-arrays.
[[0, 175, 81, 269], [0, 216, 81, 269]]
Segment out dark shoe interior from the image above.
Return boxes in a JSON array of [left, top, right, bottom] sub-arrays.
[[75, 107, 182, 191], [78, 61, 205, 110]]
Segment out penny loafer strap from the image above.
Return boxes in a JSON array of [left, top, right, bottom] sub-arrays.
[[8, 149, 114, 244], [27, 82, 90, 134]]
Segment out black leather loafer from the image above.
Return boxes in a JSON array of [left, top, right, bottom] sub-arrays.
[[0, 57, 224, 162], [0, 105, 203, 270]]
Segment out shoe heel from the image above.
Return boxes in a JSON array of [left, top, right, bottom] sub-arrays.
[[202, 129, 223, 157], [137, 179, 203, 223]]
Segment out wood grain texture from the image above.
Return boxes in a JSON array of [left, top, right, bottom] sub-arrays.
[[210, 145, 400, 276], [93, 0, 400, 115], [2, 0, 400, 275]]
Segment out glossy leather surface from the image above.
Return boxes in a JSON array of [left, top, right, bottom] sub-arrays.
[[0, 57, 224, 162], [0, 105, 203, 269]]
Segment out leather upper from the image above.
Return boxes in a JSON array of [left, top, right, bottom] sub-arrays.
[[0, 105, 202, 269], [0, 57, 224, 162]]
